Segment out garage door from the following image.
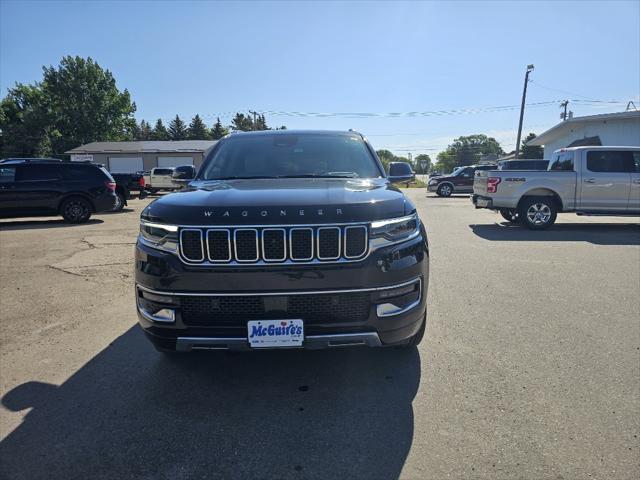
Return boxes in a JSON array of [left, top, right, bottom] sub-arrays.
[[109, 157, 143, 173], [157, 156, 194, 168]]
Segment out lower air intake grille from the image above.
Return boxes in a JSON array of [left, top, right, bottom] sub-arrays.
[[180, 292, 371, 326]]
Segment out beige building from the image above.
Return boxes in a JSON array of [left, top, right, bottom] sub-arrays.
[[65, 140, 217, 173]]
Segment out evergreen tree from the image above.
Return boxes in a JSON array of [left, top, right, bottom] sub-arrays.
[[231, 113, 254, 131], [210, 117, 229, 140], [255, 114, 269, 130], [168, 115, 188, 140], [150, 118, 169, 140], [137, 120, 152, 140], [187, 114, 209, 139]]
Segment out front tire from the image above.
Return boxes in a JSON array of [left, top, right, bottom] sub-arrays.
[[518, 197, 557, 230], [60, 196, 92, 223], [436, 183, 453, 197], [499, 208, 519, 223]]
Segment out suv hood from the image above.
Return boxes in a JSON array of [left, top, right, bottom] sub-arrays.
[[143, 178, 411, 225]]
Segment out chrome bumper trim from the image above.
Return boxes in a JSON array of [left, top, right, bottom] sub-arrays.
[[175, 332, 382, 352], [376, 278, 422, 317], [135, 277, 422, 297]]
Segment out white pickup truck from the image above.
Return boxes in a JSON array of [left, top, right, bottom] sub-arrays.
[[143, 167, 180, 193], [472, 146, 640, 229]]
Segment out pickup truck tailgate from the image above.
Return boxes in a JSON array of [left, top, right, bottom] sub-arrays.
[[473, 170, 490, 195]]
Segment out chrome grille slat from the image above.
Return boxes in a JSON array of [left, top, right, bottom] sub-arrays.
[[289, 228, 314, 261], [262, 228, 287, 261], [234, 229, 259, 262], [206, 229, 231, 262], [344, 225, 368, 259], [180, 229, 205, 262], [317, 227, 341, 260], [177, 225, 369, 265]]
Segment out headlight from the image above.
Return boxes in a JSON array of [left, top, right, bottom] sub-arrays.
[[370, 213, 420, 243], [139, 220, 179, 253]]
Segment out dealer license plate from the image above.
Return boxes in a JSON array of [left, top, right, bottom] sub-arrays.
[[247, 319, 304, 348]]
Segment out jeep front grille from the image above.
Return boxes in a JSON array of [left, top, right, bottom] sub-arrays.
[[177, 225, 368, 265]]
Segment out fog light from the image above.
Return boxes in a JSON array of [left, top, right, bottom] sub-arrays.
[[378, 283, 417, 299], [137, 297, 176, 323]]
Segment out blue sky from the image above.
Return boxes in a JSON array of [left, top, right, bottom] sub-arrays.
[[1, 0, 638, 156]]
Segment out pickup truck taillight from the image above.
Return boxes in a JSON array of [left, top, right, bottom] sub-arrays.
[[139, 177, 145, 188], [105, 181, 117, 192], [487, 177, 501, 193]]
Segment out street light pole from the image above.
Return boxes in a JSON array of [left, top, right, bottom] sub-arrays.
[[515, 64, 534, 159]]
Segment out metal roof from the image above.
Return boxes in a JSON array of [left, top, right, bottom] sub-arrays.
[[65, 140, 217, 154], [526, 111, 640, 146]]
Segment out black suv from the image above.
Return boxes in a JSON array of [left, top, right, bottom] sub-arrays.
[[0, 159, 117, 223], [135, 130, 429, 353]]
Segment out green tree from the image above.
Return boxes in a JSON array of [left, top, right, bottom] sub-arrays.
[[376, 149, 413, 173], [0, 84, 50, 157], [210, 117, 229, 140], [231, 112, 254, 131], [168, 115, 187, 140], [0, 56, 136, 157], [150, 119, 169, 140], [435, 134, 503, 173], [520, 132, 544, 159], [414, 154, 432, 174], [137, 120, 152, 140], [187, 114, 209, 139]]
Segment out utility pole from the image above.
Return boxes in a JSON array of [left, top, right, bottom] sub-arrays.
[[560, 100, 569, 120], [515, 64, 534, 159], [249, 110, 258, 130]]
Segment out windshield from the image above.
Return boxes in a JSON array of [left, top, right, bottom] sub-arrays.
[[199, 133, 382, 180]]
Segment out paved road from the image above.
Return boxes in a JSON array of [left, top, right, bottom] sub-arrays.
[[0, 192, 638, 479]]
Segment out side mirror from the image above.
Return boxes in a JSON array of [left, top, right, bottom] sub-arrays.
[[172, 165, 196, 183], [388, 162, 415, 184]]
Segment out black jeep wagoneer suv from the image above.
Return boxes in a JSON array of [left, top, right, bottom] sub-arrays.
[[135, 130, 429, 353]]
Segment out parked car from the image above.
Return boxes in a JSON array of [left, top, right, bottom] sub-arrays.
[[135, 130, 429, 354], [472, 146, 640, 229], [497, 159, 549, 171], [0, 158, 117, 223], [144, 167, 180, 193], [110, 172, 146, 210], [427, 164, 496, 196]]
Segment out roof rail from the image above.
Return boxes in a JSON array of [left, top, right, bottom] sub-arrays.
[[0, 158, 64, 164]]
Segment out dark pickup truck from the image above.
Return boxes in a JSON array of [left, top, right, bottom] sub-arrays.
[[110, 172, 146, 210], [135, 130, 429, 354]]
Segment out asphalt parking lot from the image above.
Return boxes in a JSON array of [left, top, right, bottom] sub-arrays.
[[0, 191, 638, 480]]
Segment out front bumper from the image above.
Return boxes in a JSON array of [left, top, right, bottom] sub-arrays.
[[135, 230, 429, 350], [427, 184, 439, 192]]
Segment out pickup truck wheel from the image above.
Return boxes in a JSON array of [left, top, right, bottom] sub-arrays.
[[519, 197, 557, 230], [60, 196, 92, 223], [499, 208, 519, 223], [436, 184, 452, 197]]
